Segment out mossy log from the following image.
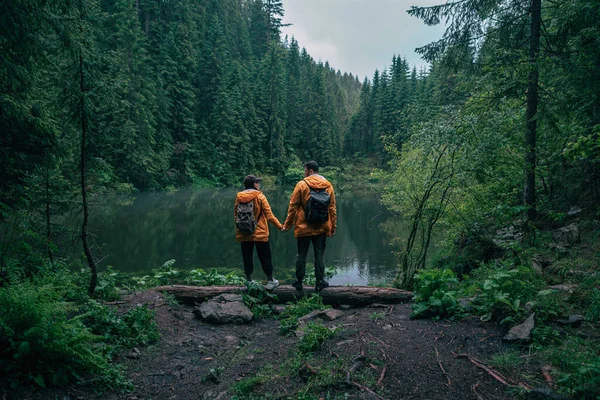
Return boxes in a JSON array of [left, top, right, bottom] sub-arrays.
[[155, 285, 412, 306]]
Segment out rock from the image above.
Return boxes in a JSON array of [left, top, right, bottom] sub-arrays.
[[336, 339, 354, 347], [272, 305, 287, 315], [547, 243, 568, 255], [552, 223, 580, 248], [195, 300, 253, 324], [494, 225, 524, 247], [320, 309, 345, 321], [224, 335, 239, 344], [458, 297, 476, 312], [382, 324, 393, 330], [531, 259, 543, 274], [525, 387, 567, 400], [297, 310, 322, 325], [338, 305, 353, 310], [524, 301, 534, 313], [557, 314, 585, 328], [548, 284, 578, 294], [197, 344, 209, 353], [367, 303, 388, 308], [126, 347, 141, 359], [567, 206, 582, 216], [503, 313, 535, 343]]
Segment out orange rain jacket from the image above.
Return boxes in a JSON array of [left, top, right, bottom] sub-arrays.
[[283, 174, 337, 238], [234, 189, 283, 242]]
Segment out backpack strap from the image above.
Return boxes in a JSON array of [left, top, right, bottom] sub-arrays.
[[254, 196, 263, 222]]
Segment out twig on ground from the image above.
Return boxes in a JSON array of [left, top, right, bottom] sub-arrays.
[[377, 364, 387, 386], [345, 355, 366, 384], [455, 353, 532, 390], [352, 381, 385, 400], [542, 365, 555, 389], [471, 382, 484, 400], [479, 334, 494, 342], [365, 332, 390, 348], [435, 345, 452, 387], [386, 305, 395, 316]]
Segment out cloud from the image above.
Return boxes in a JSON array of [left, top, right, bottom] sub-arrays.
[[280, 0, 447, 80]]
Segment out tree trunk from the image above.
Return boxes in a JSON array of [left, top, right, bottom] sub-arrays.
[[78, 0, 98, 296], [45, 169, 54, 264], [524, 0, 541, 223], [155, 285, 413, 306]]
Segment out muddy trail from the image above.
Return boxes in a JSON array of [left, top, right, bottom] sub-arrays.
[[17, 290, 540, 400]]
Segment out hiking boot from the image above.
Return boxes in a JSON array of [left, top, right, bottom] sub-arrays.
[[315, 281, 329, 292], [291, 280, 303, 291], [265, 278, 279, 291], [246, 279, 259, 286]]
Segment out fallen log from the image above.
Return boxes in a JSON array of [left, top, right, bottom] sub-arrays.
[[155, 285, 412, 306]]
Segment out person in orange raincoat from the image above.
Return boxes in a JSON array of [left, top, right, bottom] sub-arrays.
[[282, 161, 337, 292], [234, 175, 283, 290]]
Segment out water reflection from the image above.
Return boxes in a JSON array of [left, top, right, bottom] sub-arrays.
[[87, 188, 405, 285]]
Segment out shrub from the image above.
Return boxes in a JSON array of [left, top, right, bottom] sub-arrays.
[[466, 262, 541, 323], [0, 282, 118, 388], [411, 268, 463, 320], [81, 301, 160, 350]]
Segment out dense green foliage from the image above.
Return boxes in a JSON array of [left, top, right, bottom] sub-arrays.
[[0, 266, 160, 389], [1, 0, 361, 201]]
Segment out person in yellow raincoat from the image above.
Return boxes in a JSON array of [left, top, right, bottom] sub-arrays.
[[282, 161, 337, 291], [234, 175, 283, 290]]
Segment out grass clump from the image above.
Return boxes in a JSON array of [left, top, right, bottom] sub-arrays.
[[277, 294, 330, 335], [297, 322, 338, 355]]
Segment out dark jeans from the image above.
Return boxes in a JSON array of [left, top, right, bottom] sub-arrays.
[[295, 233, 327, 283], [241, 241, 273, 280]]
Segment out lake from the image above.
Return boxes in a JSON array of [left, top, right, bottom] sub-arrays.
[[87, 188, 414, 285]]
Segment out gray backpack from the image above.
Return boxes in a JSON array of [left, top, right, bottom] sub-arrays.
[[236, 199, 260, 234]]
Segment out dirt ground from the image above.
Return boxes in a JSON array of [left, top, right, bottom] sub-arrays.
[[13, 290, 541, 400]]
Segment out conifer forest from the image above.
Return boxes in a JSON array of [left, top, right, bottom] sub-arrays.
[[1, 0, 600, 398]]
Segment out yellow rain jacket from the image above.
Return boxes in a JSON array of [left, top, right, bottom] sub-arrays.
[[283, 174, 337, 238], [234, 189, 282, 242]]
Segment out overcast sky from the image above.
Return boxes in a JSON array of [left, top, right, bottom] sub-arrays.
[[280, 0, 447, 81]]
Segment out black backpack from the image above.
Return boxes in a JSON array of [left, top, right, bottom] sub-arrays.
[[303, 180, 330, 225], [236, 198, 261, 234]]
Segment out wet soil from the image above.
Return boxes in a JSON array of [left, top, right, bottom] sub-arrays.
[[13, 290, 538, 400]]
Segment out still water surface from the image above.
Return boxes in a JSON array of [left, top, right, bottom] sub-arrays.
[[89, 188, 409, 285]]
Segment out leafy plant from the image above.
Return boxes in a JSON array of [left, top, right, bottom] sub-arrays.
[[242, 281, 279, 318], [411, 268, 463, 320], [297, 322, 338, 355], [0, 281, 122, 388], [370, 311, 386, 322], [468, 263, 540, 322], [186, 268, 246, 286], [81, 301, 160, 350], [95, 266, 120, 301], [152, 259, 180, 285]]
